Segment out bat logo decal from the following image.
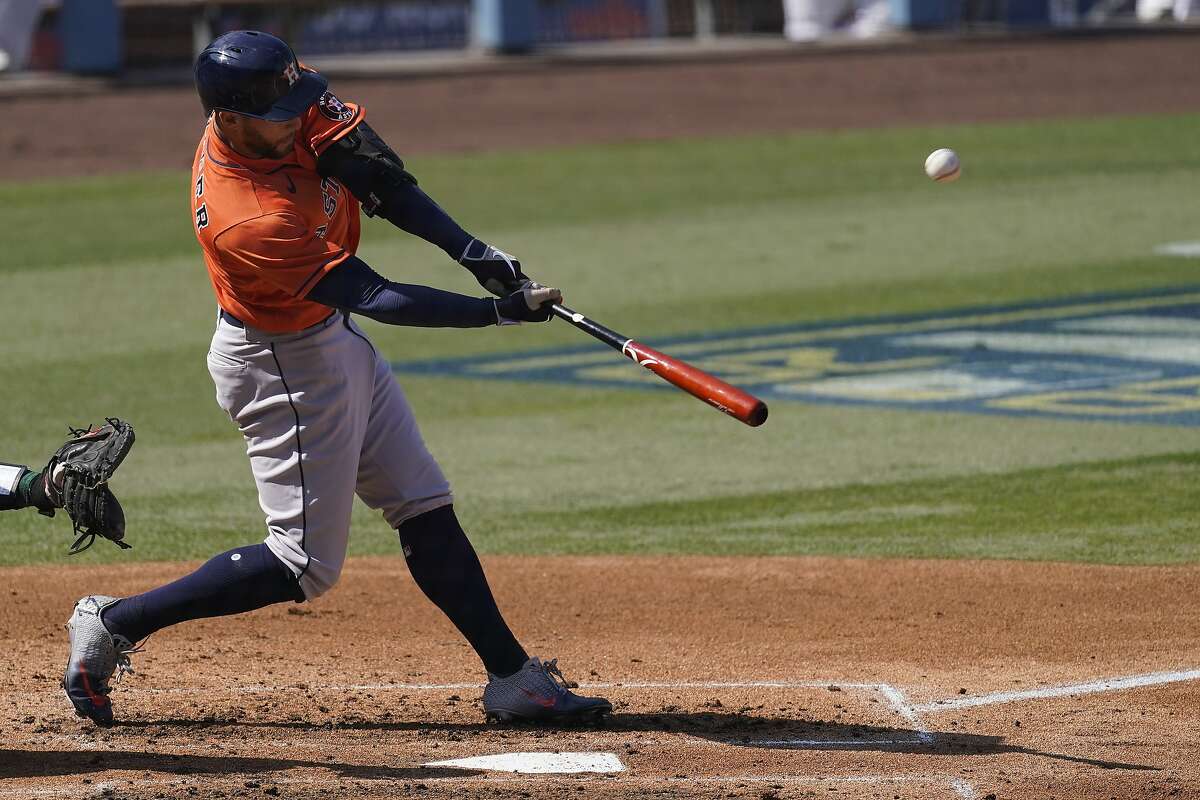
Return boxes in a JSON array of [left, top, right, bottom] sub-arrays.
[[621, 341, 660, 369]]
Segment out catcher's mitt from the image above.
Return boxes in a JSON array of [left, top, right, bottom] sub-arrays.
[[41, 418, 135, 555]]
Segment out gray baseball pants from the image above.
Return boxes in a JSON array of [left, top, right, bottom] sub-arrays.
[[207, 311, 452, 599]]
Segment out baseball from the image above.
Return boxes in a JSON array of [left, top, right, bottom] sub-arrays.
[[924, 148, 961, 182]]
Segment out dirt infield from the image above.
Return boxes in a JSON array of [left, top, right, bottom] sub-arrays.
[[3, 556, 1198, 799], [4, 32, 1200, 182]]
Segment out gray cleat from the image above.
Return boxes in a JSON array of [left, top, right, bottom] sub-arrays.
[[63, 595, 137, 727], [483, 656, 612, 724]]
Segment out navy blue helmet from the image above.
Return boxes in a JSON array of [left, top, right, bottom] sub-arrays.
[[194, 30, 327, 121]]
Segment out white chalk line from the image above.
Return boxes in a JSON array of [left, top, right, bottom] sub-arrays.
[[878, 683, 936, 745], [915, 668, 1200, 713], [119, 679, 882, 695], [66, 668, 1200, 712], [743, 683, 931, 749]]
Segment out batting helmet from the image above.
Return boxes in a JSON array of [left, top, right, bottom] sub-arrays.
[[194, 30, 327, 121]]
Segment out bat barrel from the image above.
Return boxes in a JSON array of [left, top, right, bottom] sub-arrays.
[[624, 339, 769, 427], [550, 304, 768, 427]]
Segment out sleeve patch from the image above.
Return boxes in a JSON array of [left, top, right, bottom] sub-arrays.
[[318, 92, 355, 122]]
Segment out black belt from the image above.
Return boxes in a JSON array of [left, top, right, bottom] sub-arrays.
[[219, 308, 338, 331], [218, 309, 245, 328]]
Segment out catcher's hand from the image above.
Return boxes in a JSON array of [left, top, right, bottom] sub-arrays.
[[42, 418, 135, 555]]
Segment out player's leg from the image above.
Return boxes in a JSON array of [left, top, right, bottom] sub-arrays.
[[395, 505, 610, 722], [64, 543, 304, 723], [396, 506, 529, 677], [350, 323, 525, 675], [221, 319, 373, 600], [350, 322, 610, 721], [66, 316, 371, 726]]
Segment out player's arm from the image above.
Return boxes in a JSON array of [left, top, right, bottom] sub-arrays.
[[307, 255, 559, 327], [315, 122, 529, 296], [217, 213, 554, 325], [0, 463, 43, 513]]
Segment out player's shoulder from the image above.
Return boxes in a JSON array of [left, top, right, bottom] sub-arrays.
[[312, 90, 359, 126], [303, 88, 364, 156], [293, 64, 359, 127]]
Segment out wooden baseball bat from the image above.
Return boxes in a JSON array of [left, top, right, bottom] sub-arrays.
[[550, 303, 768, 427]]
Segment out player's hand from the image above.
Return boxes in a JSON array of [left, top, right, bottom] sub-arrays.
[[459, 238, 528, 297], [495, 283, 562, 325]]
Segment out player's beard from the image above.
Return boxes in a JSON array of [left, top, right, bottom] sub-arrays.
[[243, 127, 296, 160]]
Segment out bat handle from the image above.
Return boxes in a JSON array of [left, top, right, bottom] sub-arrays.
[[550, 303, 628, 350]]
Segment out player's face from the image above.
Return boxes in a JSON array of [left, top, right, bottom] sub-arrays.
[[218, 113, 301, 160]]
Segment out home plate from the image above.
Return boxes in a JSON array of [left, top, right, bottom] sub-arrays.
[[426, 751, 626, 774]]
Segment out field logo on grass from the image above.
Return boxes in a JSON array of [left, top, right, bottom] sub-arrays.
[[392, 287, 1200, 426]]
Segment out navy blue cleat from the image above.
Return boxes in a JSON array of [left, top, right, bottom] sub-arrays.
[[483, 657, 611, 724], [63, 596, 137, 727]]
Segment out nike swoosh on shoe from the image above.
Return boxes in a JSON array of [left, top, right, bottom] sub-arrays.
[[520, 687, 558, 708]]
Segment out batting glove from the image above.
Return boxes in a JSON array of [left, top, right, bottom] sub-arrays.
[[459, 239, 528, 297], [495, 283, 562, 325]]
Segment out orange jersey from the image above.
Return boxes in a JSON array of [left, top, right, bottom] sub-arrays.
[[190, 90, 365, 333]]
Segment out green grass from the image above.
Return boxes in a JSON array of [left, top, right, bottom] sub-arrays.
[[4, 449, 1194, 566], [471, 451, 1200, 564], [1, 113, 1198, 566]]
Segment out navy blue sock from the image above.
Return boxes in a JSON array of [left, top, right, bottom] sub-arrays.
[[398, 505, 528, 677], [101, 543, 304, 644]]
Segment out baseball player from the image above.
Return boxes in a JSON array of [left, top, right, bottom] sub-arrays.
[[63, 30, 610, 727]]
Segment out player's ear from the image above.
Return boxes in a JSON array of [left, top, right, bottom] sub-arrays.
[[216, 111, 240, 129]]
